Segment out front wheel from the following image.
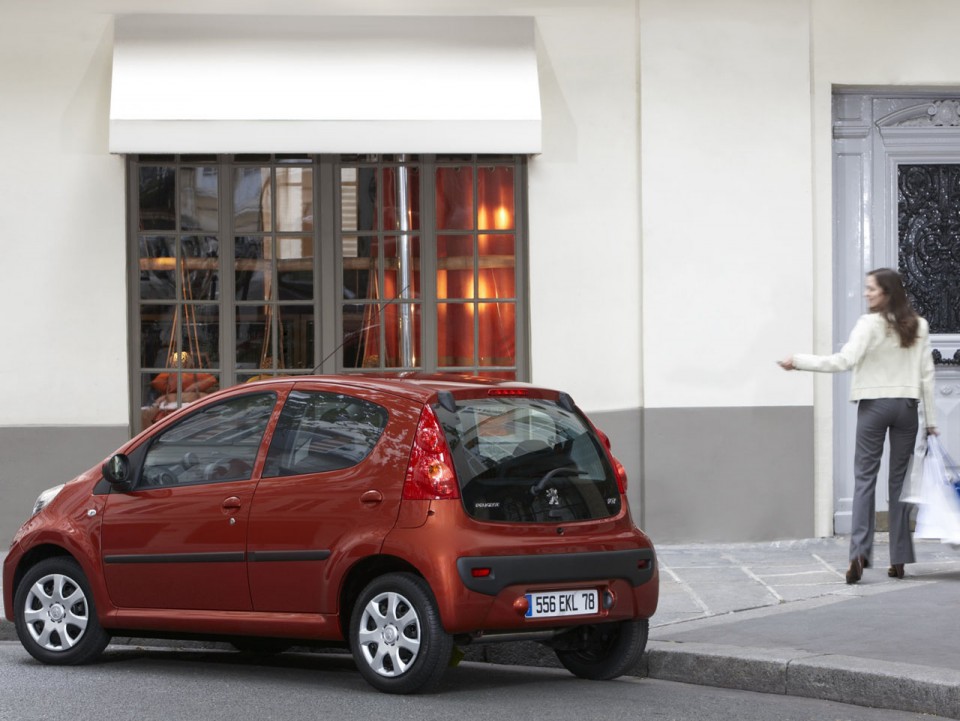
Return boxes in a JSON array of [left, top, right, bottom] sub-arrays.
[[555, 619, 648, 680], [14, 557, 110, 665], [349, 573, 453, 694]]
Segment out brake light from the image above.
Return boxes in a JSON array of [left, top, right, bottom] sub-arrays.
[[487, 388, 530, 397], [611, 456, 628, 494], [595, 427, 628, 493], [402, 405, 460, 500]]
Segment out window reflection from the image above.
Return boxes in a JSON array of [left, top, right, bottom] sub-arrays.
[[263, 391, 388, 477]]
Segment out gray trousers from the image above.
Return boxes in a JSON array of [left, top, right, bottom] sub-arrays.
[[851, 398, 919, 566]]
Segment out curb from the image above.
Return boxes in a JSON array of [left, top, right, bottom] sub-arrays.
[[646, 640, 960, 720]]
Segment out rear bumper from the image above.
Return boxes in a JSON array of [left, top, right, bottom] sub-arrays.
[[456, 547, 655, 595]]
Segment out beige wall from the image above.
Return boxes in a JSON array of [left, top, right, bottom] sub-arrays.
[[6, 0, 957, 543], [0, 0, 643, 429], [638, 0, 814, 411]]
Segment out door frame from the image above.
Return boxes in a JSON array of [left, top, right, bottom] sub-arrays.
[[833, 88, 960, 533]]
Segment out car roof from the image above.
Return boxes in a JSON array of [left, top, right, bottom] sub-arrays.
[[239, 372, 544, 404]]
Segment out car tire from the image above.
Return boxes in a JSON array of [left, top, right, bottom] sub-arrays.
[[349, 573, 453, 694], [555, 619, 648, 680], [14, 556, 110, 666]]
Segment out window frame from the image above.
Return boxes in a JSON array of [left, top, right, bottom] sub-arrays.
[[126, 154, 529, 433]]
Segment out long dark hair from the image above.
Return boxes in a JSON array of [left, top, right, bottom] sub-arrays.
[[868, 268, 919, 348]]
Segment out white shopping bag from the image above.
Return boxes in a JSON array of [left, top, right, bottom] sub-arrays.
[[913, 436, 960, 545], [901, 434, 928, 504]]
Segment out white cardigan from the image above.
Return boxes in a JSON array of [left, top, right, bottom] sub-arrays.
[[793, 313, 937, 428]]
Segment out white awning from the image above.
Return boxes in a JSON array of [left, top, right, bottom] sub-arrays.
[[109, 15, 541, 154]]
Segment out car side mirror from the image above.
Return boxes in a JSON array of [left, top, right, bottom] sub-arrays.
[[102, 453, 132, 487]]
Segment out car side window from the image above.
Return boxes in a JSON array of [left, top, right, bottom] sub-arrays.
[[140, 392, 277, 488], [262, 390, 388, 477]]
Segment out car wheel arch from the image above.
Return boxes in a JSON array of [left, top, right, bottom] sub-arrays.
[[13, 543, 113, 621], [338, 554, 425, 638]]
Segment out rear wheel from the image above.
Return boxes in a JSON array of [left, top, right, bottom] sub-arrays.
[[349, 573, 453, 694], [555, 619, 648, 680], [14, 557, 110, 665]]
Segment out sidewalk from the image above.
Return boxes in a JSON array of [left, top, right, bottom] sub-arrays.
[[648, 535, 960, 719], [3, 537, 960, 717]]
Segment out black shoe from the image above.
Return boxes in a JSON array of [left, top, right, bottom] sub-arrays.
[[846, 556, 865, 584], [888, 564, 905, 579]]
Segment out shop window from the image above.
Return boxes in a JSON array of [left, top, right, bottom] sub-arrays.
[[130, 154, 527, 431]]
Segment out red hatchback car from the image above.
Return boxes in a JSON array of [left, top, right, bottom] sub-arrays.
[[3, 374, 658, 693]]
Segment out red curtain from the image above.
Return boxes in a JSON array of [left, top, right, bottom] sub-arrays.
[[436, 166, 515, 369]]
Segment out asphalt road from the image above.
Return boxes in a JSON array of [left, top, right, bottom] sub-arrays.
[[0, 642, 947, 721]]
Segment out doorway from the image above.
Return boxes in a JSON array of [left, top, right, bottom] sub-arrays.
[[833, 89, 960, 533]]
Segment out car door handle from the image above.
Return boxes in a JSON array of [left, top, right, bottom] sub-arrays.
[[360, 490, 383, 505], [222, 496, 242, 510]]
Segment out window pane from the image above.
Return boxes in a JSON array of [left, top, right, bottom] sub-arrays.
[[478, 302, 516, 367], [341, 167, 378, 232], [341, 303, 373, 369], [180, 305, 220, 367], [139, 236, 176, 300], [384, 235, 420, 299], [139, 166, 176, 230], [478, 234, 515, 300], [436, 166, 474, 230], [180, 166, 219, 231], [382, 302, 421, 368], [235, 236, 269, 301], [278, 237, 313, 301], [263, 391, 388, 477], [478, 166, 514, 230], [142, 393, 276, 485], [276, 167, 313, 232], [382, 166, 420, 231], [437, 302, 474, 367], [140, 306, 176, 368], [280, 307, 315, 369], [237, 305, 269, 370], [234, 167, 271, 232], [343, 236, 376, 301], [182, 236, 220, 301], [437, 235, 474, 300]]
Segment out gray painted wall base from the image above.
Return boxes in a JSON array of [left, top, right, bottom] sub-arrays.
[[0, 426, 128, 546], [0, 406, 815, 547], [642, 406, 815, 543]]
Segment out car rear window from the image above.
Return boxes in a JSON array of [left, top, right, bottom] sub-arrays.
[[434, 396, 622, 523]]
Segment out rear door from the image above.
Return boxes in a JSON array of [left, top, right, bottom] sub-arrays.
[[245, 383, 421, 614]]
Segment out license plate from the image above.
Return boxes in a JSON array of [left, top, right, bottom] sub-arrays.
[[525, 589, 598, 618]]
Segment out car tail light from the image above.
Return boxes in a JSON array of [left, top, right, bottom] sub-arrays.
[[487, 388, 530, 397], [595, 428, 628, 494], [610, 456, 628, 494], [402, 405, 460, 500]]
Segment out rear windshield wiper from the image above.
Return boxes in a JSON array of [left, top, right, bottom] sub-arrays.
[[530, 466, 586, 496]]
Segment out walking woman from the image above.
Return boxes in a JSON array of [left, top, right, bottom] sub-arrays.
[[779, 268, 937, 583]]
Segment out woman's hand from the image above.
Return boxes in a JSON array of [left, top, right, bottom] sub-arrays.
[[927, 426, 940, 436], [777, 356, 796, 371]]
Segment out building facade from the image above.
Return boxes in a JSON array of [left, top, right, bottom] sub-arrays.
[[2, 0, 958, 546]]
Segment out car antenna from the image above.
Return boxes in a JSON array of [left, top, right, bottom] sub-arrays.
[[312, 284, 411, 373]]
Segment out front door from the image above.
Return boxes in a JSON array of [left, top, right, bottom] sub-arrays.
[[100, 392, 277, 610], [833, 90, 960, 533]]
